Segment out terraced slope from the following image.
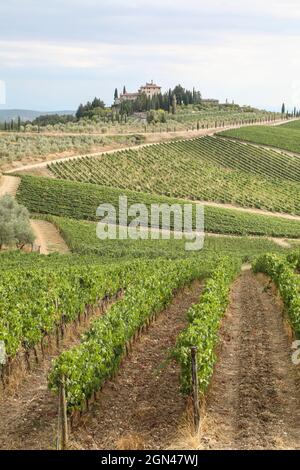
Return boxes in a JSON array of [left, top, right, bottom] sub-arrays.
[[16, 175, 300, 239], [39, 215, 284, 261], [48, 136, 300, 215], [218, 122, 300, 155]]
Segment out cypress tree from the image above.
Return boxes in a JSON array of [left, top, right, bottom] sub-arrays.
[[172, 94, 177, 114]]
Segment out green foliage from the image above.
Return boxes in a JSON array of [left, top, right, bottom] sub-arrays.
[[174, 257, 241, 394], [0, 259, 147, 359], [31, 214, 284, 263], [0, 134, 144, 169], [0, 195, 35, 248], [219, 122, 300, 155], [147, 109, 166, 124], [253, 253, 300, 337], [76, 97, 106, 119], [48, 258, 206, 411], [31, 114, 76, 127], [16, 175, 300, 239], [3, 109, 277, 134], [48, 136, 300, 215], [280, 120, 300, 130]]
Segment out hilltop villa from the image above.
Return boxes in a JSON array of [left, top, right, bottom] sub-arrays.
[[116, 81, 162, 104]]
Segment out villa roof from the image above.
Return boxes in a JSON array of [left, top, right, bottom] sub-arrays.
[[142, 82, 161, 88]]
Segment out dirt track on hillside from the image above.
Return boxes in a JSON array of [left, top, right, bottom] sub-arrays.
[[30, 220, 69, 255], [0, 175, 69, 255], [0, 175, 21, 197]]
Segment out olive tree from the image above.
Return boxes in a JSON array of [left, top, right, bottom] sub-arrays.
[[0, 195, 35, 249]]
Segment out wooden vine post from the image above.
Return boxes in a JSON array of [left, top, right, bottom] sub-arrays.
[[191, 346, 200, 433], [57, 375, 68, 450]]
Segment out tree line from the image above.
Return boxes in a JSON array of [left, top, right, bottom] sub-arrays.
[[116, 84, 202, 116]]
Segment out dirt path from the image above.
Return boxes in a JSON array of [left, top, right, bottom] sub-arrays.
[[0, 175, 21, 196], [67, 281, 203, 450], [30, 220, 69, 255], [0, 175, 69, 255], [198, 270, 300, 450]]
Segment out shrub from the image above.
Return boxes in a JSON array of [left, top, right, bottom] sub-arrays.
[[0, 195, 35, 249]]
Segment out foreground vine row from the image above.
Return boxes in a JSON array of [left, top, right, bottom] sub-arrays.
[[253, 253, 300, 336], [48, 258, 208, 411]]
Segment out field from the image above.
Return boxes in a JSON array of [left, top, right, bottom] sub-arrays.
[[0, 134, 144, 170], [17, 175, 300, 238], [218, 121, 300, 154], [49, 136, 300, 215], [36, 214, 285, 260], [280, 120, 300, 130], [1, 116, 300, 450], [14, 109, 278, 134]]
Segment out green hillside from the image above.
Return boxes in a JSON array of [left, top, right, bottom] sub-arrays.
[[218, 122, 300, 154], [48, 136, 300, 215]]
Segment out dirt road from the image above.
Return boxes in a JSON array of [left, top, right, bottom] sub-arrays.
[[198, 270, 300, 450], [0, 175, 21, 197], [30, 220, 69, 255], [0, 175, 69, 255]]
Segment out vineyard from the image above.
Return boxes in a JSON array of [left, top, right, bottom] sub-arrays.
[[253, 253, 300, 336], [36, 214, 284, 261], [1, 114, 300, 450], [48, 136, 300, 215], [48, 258, 209, 411], [219, 122, 300, 155], [16, 175, 300, 238], [174, 258, 240, 394], [0, 258, 147, 368]]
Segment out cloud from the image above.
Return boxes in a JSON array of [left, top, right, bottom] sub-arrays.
[[1, 1, 300, 109], [0, 41, 112, 69], [1, 31, 299, 72], [98, 0, 300, 19]]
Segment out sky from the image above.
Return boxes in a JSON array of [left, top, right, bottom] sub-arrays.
[[0, 0, 299, 111]]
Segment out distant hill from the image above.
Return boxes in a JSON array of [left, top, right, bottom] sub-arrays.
[[0, 109, 75, 123]]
